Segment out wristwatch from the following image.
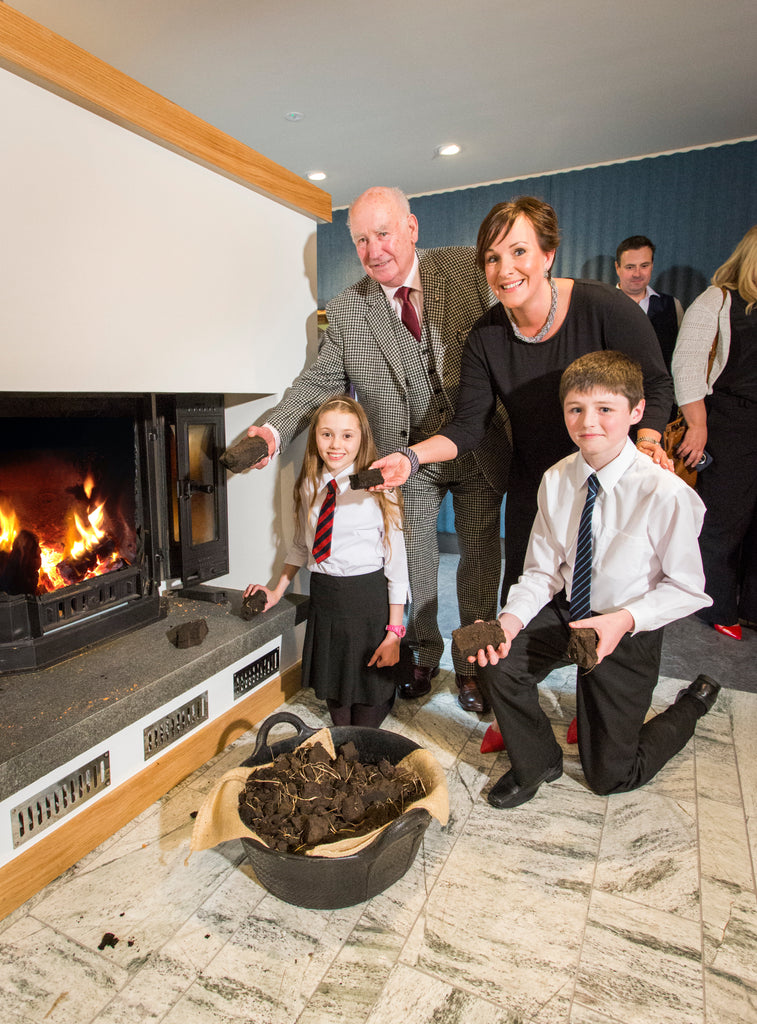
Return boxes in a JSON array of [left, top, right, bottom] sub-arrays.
[[385, 624, 407, 638]]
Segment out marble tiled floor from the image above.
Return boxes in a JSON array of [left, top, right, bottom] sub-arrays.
[[2, 629, 757, 1024]]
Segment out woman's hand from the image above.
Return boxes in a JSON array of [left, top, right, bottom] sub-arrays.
[[369, 452, 413, 489], [243, 583, 278, 610], [368, 632, 400, 667], [676, 423, 708, 468], [636, 434, 674, 471]]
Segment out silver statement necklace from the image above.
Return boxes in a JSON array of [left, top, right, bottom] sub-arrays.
[[506, 277, 559, 344]]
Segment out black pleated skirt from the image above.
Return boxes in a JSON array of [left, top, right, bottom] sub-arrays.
[[301, 569, 398, 707]]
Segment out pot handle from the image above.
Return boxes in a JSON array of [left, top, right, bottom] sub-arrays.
[[251, 711, 317, 759]]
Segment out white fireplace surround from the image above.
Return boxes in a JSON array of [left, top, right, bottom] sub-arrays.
[[1, 63, 320, 599]]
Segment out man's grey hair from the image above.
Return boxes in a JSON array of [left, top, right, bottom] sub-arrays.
[[347, 186, 411, 231]]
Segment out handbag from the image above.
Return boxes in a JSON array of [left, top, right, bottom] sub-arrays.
[[664, 287, 727, 487]]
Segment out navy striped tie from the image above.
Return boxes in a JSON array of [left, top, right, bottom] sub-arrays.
[[570, 473, 599, 621], [312, 480, 338, 564]]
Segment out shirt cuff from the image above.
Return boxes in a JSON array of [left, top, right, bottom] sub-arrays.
[[263, 422, 281, 457]]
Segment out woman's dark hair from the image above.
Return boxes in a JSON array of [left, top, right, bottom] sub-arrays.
[[476, 196, 561, 271]]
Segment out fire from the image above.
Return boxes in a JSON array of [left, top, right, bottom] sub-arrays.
[[0, 483, 126, 595], [0, 498, 19, 550]]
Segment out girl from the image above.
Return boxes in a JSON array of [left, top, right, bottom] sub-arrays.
[[244, 397, 409, 728]]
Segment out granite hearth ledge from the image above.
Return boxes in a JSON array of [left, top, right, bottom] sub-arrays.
[[0, 591, 308, 801]]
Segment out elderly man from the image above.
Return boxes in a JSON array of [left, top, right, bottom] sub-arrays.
[[248, 186, 510, 712], [615, 235, 684, 371]]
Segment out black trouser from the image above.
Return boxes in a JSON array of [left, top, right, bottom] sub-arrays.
[[697, 391, 757, 624], [478, 594, 702, 796]]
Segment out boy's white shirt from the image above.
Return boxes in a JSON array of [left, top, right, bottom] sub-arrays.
[[502, 438, 711, 634]]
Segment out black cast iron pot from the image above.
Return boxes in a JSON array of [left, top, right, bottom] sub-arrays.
[[239, 711, 432, 909]]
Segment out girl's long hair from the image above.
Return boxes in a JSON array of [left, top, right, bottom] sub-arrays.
[[294, 397, 403, 544]]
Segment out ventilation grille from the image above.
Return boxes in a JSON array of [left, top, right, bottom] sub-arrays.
[[233, 647, 280, 700], [11, 752, 111, 848], [143, 691, 208, 760]]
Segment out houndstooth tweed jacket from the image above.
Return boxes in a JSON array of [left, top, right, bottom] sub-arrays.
[[268, 247, 510, 495]]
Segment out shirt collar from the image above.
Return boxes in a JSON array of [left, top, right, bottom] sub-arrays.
[[317, 463, 356, 495], [574, 437, 638, 493], [382, 253, 421, 304]]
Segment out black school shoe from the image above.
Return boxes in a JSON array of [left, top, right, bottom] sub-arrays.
[[487, 758, 563, 809], [675, 674, 721, 714]]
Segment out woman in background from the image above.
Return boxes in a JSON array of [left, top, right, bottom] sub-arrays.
[[672, 225, 757, 639]]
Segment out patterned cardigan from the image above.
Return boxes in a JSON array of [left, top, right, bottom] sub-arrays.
[[267, 247, 511, 495]]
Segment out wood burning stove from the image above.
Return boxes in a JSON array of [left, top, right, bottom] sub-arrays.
[[0, 393, 228, 672]]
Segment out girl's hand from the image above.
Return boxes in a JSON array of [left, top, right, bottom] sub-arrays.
[[243, 583, 278, 610], [368, 633, 401, 668]]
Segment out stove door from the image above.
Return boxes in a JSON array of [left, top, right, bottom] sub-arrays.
[[162, 396, 229, 586]]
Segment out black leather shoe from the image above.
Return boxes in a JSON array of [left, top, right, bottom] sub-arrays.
[[487, 760, 563, 809], [455, 674, 490, 714], [676, 674, 721, 714], [397, 664, 439, 700]]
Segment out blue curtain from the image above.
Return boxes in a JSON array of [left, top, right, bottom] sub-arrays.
[[318, 139, 757, 308]]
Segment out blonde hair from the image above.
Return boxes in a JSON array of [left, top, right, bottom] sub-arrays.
[[294, 397, 403, 544], [711, 225, 757, 313]]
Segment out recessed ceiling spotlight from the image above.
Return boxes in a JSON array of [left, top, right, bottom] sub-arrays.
[[307, 171, 327, 181], [435, 143, 461, 157], [284, 111, 304, 122]]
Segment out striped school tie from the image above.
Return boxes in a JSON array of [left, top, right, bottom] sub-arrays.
[[569, 473, 599, 621], [312, 479, 338, 564]]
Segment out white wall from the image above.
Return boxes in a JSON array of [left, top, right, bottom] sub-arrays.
[[0, 67, 316, 395], [0, 64, 321, 667]]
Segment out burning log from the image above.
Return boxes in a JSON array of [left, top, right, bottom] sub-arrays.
[[56, 537, 118, 586], [0, 529, 42, 595]]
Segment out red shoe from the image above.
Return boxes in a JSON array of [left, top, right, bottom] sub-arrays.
[[566, 717, 578, 744], [480, 724, 506, 753], [714, 623, 742, 641]]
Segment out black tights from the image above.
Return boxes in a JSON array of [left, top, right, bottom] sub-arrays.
[[326, 694, 395, 729]]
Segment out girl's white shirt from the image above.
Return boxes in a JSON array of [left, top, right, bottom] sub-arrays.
[[286, 464, 410, 605]]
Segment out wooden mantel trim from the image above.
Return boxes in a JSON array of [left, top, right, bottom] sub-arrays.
[[0, 5, 331, 223]]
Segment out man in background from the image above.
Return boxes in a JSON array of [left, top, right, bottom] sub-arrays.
[[615, 235, 684, 370]]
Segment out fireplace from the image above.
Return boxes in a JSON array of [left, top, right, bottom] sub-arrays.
[[0, 393, 228, 672]]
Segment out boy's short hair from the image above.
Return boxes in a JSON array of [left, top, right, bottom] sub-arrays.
[[559, 350, 644, 409]]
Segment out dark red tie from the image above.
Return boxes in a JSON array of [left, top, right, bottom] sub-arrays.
[[312, 479, 338, 563], [395, 286, 422, 341]]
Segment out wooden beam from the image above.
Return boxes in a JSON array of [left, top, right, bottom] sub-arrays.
[[0, 5, 331, 222], [0, 664, 302, 922]]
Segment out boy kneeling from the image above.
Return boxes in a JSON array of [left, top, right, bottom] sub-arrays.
[[476, 350, 718, 808]]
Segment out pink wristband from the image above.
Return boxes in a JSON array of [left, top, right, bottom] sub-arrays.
[[385, 624, 406, 639]]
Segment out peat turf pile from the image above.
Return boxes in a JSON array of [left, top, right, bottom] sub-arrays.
[[238, 740, 426, 854]]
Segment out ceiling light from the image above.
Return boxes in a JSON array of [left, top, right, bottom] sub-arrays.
[[435, 143, 461, 157], [307, 171, 327, 181], [284, 111, 304, 122]]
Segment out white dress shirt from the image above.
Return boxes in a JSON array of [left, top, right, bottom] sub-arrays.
[[286, 463, 410, 605], [503, 438, 711, 634], [382, 254, 423, 329]]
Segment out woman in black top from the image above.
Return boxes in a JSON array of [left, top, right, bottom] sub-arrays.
[[672, 225, 757, 639], [375, 196, 673, 600]]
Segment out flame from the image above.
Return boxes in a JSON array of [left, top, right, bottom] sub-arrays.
[[1, 481, 126, 594], [0, 498, 19, 551]]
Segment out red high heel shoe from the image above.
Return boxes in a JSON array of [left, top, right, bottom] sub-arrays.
[[566, 717, 578, 744], [480, 724, 506, 753], [714, 623, 742, 641]]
